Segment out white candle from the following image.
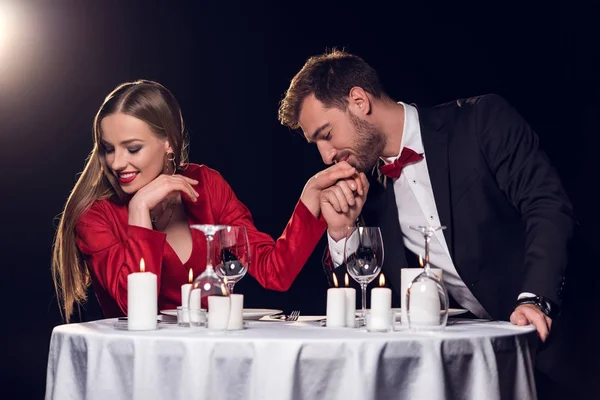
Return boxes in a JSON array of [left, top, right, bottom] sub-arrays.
[[180, 269, 193, 323], [188, 288, 203, 324], [369, 274, 391, 330], [401, 267, 442, 325], [181, 284, 191, 307], [207, 296, 231, 330], [326, 274, 346, 328], [343, 273, 356, 328], [408, 279, 441, 325], [127, 258, 157, 331], [227, 294, 244, 330]]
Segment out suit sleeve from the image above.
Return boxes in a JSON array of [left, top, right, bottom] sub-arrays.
[[474, 94, 575, 306], [205, 169, 327, 291], [75, 202, 166, 314]]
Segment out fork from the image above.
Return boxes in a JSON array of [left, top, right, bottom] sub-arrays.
[[273, 310, 300, 321], [286, 310, 300, 321]]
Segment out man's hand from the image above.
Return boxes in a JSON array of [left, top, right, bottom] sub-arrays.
[[321, 172, 369, 240], [510, 304, 553, 342], [300, 161, 364, 218]]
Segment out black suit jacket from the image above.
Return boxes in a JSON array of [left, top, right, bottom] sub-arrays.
[[358, 94, 575, 321]]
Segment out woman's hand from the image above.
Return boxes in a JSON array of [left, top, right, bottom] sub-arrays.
[[128, 174, 199, 229], [300, 161, 363, 218], [320, 172, 369, 240]]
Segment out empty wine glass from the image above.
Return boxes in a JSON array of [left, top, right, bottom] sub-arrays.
[[342, 226, 384, 327], [189, 224, 231, 330], [406, 225, 449, 330], [214, 226, 250, 293]]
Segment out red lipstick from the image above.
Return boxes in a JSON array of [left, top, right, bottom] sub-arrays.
[[118, 172, 138, 184]]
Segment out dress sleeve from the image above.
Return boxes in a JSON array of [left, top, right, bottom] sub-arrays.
[[75, 201, 167, 314], [205, 168, 327, 291]]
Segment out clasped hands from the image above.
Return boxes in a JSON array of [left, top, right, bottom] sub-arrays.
[[300, 161, 369, 237]]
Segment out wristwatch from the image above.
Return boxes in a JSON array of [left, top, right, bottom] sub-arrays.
[[515, 296, 559, 319]]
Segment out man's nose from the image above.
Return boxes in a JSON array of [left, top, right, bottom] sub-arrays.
[[317, 142, 336, 165]]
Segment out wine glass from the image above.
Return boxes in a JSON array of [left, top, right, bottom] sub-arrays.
[[189, 224, 231, 330], [214, 226, 250, 293], [342, 226, 384, 327], [405, 225, 449, 330]]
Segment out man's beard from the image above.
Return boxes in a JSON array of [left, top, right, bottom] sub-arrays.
[[347, 112, 386, 172]]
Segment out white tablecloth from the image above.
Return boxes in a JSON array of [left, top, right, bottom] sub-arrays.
[[45, 317, 538, 400]]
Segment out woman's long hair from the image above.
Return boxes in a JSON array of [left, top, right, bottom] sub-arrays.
[[52, 80, 189, 322]]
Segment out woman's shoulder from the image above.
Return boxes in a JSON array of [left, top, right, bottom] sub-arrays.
[[182, 163, 228, 185], [78, 197, 124, 226]]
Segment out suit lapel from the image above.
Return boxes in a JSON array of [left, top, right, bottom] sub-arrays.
[[417, 107, 454, 258]]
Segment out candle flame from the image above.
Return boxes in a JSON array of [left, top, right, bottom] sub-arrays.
[[418, 254, 424, 268], [188, 268, 193, 283], [332, 273, 339, 288], [140, 258, 145, 273], [344, 273, 349, 287], [379, 273, 386, 287]]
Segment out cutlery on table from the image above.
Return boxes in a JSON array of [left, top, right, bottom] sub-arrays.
[[270, 310, 300, 321]]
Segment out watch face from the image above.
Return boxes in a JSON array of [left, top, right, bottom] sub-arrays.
[[517, 297, 554, 318], [536, 297, 555, 318], [540, 300, 551, 315]]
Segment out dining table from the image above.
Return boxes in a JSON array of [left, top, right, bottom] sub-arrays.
[[45, 315, 539, 400]]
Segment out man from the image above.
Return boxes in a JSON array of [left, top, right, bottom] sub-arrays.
[[278, 49, 575, 345]]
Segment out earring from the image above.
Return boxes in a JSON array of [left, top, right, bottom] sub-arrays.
[[166, 152, 176, 175]]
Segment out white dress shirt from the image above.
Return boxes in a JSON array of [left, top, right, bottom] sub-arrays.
[[329, 102, 491, 318]]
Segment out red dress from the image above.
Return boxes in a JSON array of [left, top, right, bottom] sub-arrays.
[[75, 164, 326, 317]]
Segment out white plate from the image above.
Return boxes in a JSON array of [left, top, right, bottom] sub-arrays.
[[160, 308, 282, 320], [390, 308, 468, 319], [261, 315, 325, 323], [243, 308, 283, 320], [160, 309, 200, 317]]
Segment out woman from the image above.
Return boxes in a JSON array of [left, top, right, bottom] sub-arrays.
[[52, 80, 363, 322]]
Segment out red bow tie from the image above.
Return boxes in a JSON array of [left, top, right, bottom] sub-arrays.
[[379, 147, 424, 179]]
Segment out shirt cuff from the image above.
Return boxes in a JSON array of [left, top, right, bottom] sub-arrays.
[[326, 229, 360, 267], [517, 292, 537, 300]]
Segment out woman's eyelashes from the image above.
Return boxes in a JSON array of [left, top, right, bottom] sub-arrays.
[[102, 146, 141, 154]]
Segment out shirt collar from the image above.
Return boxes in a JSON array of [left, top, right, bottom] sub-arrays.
[[382, 102, 423, 164]]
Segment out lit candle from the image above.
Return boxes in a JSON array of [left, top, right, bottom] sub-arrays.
[[326, 273, 346, 327], [188, 271, 202, 325], [344, 273, 356, 328], [369, 273, 391, 331], [127, 258, 157, 331], [207, 284, 231, 330], [180, 268, 193, 323], [227, 294, 244, 330]]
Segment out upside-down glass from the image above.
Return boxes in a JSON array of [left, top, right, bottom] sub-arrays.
[[189, 224, 231, 330], [214, 226, 250, 293], [405, 225, 449, 330], [342, 226, 384, 327]]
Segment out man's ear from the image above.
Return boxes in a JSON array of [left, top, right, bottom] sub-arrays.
[[348, 86, 372, 116]]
